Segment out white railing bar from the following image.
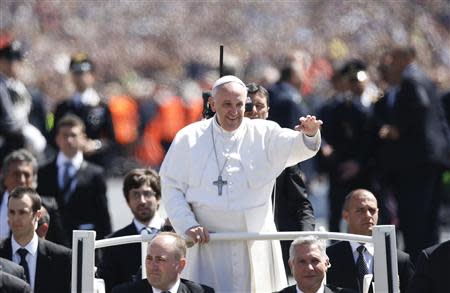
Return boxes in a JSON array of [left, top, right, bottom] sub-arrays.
[[208, 231, 372, 242], [95, 231, 372, 249], [95, 234, 154, 249]]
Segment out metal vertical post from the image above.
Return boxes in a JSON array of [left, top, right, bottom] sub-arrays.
[[72, 230, 96, 293], [372, 225, 399, 293]]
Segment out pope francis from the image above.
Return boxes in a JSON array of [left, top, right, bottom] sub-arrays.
[[160, 75, 322, 292]]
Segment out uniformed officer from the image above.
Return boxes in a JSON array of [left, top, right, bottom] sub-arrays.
[[52, 53, 116, 169]]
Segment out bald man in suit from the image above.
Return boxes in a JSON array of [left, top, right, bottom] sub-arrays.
[[112, 232, 214, 293], [326, 189, 414, 293]]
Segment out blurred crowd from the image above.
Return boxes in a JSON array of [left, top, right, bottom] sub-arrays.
[[1, 1, 449, 171], [0, 1, 449, 291]]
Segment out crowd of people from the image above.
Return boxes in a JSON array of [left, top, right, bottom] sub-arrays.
[[0, 15, 450, 292]]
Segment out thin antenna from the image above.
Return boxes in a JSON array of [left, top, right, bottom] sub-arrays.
[[219, 45, 224, 77]]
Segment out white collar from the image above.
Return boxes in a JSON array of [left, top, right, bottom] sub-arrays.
[[152, 278, 180, 293], [12, 233, 39, 257], [350, 241, 374, 256], [296, 283, 324, 293], [73, 87, 101, 107], [133, 214, 163, 233], [212, 115, 247, 140], [57, 151, 83, 170]]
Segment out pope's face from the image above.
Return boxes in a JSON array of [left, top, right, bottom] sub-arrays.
[[211, 82, 246, 132]]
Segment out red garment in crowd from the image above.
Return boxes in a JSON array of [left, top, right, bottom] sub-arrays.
[[135, 95, 202, 167]]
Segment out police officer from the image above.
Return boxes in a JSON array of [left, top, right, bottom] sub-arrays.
[[52, 53, 116, 169], [0, 37, 47, 163]]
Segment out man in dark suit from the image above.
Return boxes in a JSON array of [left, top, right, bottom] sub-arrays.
[[382, 46, 450, 260], [52, 53, 116, 169], [37, 114, 112, 244], [318, 61, 373, 233], [0, 149, 37, 240], [0, 271, 31, 293], [327, 189, 414, 293], [407, 239, 450, 293], [0, 149, 66, 246], [97, 168, 165, 292], [369, 53, 402, 226], [0, 187, 71, 292], [275, 236, 355, 293], [0, 38, 47, 164], [112, 232, 214, 293], [268, 63, 308, 129]]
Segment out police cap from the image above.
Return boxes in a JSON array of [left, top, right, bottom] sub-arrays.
[[69, 52, 94, 73]]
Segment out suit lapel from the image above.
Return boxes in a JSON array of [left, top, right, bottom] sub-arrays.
[[126, 222, 139, 235], [343, 242, 359, 289], [0, 238, 13, 260], [34, 239, 51, 292], [46, 159, 67, 209], [177, 282, 189, 293], [0, 272, 4, 292], [137, 279, 153, 292], [343, 242, 375, 293]]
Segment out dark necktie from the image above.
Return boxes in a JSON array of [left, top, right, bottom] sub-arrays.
[[17, 248, 30, 284], [62, 162, 72, 189], [356, 245, 369, 292], [61, 162, 75, 203]]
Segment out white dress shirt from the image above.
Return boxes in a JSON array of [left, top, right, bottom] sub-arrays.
[[133, 214, 163, 235], [152, 278, 180, 293], [350, 241, 374, 274], [12, 233, 39, 290], [72, 87, 101, 107], [0, 191, 10, 239], [56, 151, 83, 192], [296, 283, 325, 293]]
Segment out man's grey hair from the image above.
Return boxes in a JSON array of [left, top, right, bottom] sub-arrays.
[[288, 235, 328, 262], [2, 148, 38, 188]]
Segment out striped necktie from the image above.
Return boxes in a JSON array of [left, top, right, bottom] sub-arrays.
[[356, 245, 369, 292]]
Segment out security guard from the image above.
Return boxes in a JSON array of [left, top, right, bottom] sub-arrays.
[[52, 53, 116, 169]]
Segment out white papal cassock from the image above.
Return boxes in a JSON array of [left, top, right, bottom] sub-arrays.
[[160, 116, 320, 293]]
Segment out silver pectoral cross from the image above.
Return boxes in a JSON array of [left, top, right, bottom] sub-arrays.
[[213, 175, 228, 196]]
